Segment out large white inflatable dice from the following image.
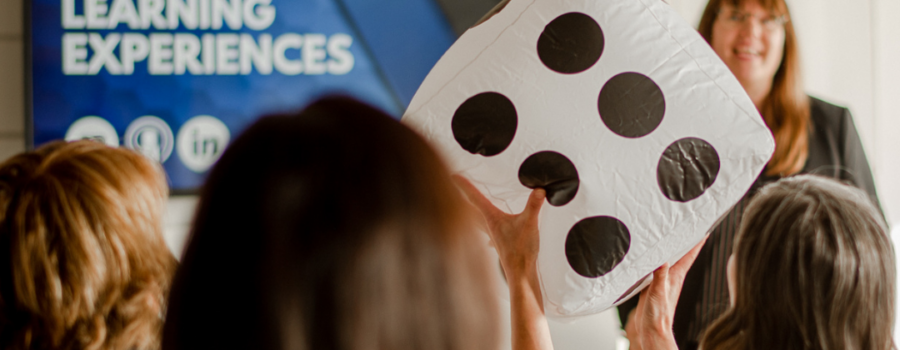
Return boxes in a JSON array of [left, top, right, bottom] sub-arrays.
[[402, 0, 774, 317]]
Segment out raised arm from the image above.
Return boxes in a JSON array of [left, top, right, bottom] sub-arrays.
[[630, 238, 707, 350], [454, 176, 554, 350]]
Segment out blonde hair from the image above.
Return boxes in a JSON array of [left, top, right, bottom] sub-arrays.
[[698, 0, 810, 176], [701, 175, 895, 350], [0, 140, 177, 350]]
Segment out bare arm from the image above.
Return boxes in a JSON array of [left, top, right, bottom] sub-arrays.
[[455, 176, 554, 350], [507, 249, 552, 350]]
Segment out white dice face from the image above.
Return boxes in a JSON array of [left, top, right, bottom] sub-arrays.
[[402, 0, 774, 317]]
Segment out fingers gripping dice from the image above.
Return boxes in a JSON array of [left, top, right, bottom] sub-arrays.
[[402, 0, 774, 317]]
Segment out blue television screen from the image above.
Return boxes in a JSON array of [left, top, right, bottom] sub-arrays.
[[28, 0, 458, 192]]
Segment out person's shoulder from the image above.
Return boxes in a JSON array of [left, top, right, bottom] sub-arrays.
[[808, 95, 851, 129]]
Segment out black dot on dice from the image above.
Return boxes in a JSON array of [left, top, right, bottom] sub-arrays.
[[565, 216, 630, 278], [657, 137, 720, 202], [537, 12, 604, 74], [598, 72, 665, 138], [518, 151, 579, 206], [614, 273, 651, 304], [451, 92, 518, 157]]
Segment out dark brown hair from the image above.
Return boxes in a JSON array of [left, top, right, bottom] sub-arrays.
[[0, 140, 177, 349], [701, 175, 895, 350], [163, 97, 500, 350], [698, 0, 810, 176]]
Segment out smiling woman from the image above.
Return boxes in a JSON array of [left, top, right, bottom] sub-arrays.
[[618, 0, 883, 348], [703, 0, 808, 178], [710, 2, 787, 106]]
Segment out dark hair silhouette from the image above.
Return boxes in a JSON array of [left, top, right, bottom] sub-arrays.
[[163, 97, 499, 350]]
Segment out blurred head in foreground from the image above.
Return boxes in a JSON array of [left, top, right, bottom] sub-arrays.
[[703, 175, 894, 350], [0, 140, 177, 349], [163, 97, 499, 350]]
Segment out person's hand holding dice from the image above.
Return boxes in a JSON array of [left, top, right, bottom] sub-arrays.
[[404, 0, 773, 316], [455, 175, 554, 350]]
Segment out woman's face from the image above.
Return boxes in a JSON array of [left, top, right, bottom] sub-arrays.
[[710, 1, 786, 89]]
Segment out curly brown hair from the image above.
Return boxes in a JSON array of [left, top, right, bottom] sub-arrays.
[[0, 140, 177, 350]]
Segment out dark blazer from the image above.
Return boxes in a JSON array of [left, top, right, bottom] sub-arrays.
[[618, 96, 882, 350]]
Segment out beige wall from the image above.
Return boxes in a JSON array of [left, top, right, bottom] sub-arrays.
[[0, 0, 24, 162]]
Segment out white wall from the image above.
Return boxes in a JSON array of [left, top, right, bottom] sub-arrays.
[[872, 0, 900, 228]]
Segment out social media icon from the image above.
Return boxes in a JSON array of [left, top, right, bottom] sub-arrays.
[[176, 115, 230, 173], [124, 116, 174, 163], [65, 116, 119, 146]]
